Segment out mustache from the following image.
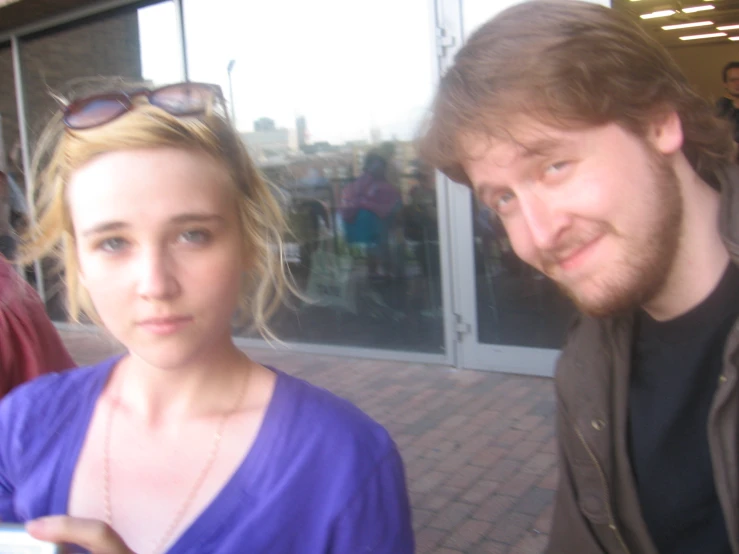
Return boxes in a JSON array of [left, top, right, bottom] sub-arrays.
[[538, 228, 608, 271]]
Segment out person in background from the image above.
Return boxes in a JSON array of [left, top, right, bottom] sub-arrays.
[[421, 1, 739, 552], [340, 152, 402, 278], [0, 255, 75, 398], [0, 171, 15, 260], [716, 61, 739, 147], [1, 80, 413, 554]]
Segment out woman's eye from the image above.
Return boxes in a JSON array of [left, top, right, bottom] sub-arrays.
[[97, 237, 128, 253], [179, 229, 211, 244]]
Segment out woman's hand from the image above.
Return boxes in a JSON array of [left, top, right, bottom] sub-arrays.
[[26, 516, 136, 554]]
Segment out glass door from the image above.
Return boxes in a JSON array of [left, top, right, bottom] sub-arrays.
[[446, 0, 609, 375]]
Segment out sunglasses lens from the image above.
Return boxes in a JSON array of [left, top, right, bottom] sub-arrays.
[[150, 83, 217, 115], [64, 94, 131, 130]]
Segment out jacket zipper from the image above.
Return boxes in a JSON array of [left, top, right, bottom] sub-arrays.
[[574, 424, 632, 554]]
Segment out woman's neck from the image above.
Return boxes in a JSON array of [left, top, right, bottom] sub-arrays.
[[110, 340, 253, 427]]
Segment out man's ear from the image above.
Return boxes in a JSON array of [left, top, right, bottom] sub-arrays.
[[648, 110, 684, 156]]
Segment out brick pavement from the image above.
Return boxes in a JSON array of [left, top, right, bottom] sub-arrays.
[[59, 327, 557, 554]]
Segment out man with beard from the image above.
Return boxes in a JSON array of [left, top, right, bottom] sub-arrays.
[[716, 61, 739, 148], [420, 1, 739, 552]]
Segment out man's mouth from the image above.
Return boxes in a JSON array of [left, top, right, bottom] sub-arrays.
[[544, 235, 604, 275]]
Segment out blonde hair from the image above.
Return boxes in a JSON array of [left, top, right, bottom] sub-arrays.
[[22, 86, 297, 341]]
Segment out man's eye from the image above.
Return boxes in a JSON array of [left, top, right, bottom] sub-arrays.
[[179, 229, 211, 244], [545, 161, 569, 175], [493, 192, 517, 215], [97, 237, 128, 253]]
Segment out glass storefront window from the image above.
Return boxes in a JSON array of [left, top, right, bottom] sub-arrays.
[[472, 198, 576, 349], [182, 0, 444, 353]]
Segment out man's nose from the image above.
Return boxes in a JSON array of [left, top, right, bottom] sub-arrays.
[[519, 194, 569, 252]]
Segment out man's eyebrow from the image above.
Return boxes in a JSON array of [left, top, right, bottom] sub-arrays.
[[518, 137, 570, 158], [475, 180, 507, 191]]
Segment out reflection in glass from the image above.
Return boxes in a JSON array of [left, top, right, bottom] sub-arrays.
[[181, 0, 443, 353], [254, 140, 443, 353], [0, 44, 22, 263], [472, 199, 575, 349]]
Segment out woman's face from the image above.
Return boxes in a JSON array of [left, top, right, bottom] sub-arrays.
[[68, 147, 245, 370]]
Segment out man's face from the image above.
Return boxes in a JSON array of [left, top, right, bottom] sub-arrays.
[[463, 119, 684, 317], [726, 68, 739, 98]]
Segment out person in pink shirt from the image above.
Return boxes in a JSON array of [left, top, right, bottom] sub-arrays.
[[0, 256, 75, 397]]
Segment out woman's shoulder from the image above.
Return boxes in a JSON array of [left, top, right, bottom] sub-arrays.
[[271, 369, 394, 455], [0, 356, 116, 427]]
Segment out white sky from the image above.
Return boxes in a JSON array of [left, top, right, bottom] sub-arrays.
[[137, 0, 609, 142], [138, 0, 437, 143]]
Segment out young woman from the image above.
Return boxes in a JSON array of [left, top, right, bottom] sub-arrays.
[[0, 82, 414, 553]]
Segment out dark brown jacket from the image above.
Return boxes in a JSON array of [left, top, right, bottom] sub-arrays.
[[547, 165, 739, 553]]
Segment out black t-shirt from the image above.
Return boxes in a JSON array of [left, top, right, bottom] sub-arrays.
[[629, 262, 739, 554]]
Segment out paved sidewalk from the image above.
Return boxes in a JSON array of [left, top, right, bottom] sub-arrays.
[[60, 328, 557, 554]]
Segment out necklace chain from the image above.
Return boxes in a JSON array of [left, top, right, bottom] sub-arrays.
[[103, 367, 249, 554]]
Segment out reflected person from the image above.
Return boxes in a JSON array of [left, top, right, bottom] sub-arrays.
[[340, 152, 402, 279]]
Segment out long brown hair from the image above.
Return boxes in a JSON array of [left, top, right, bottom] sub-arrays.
[[420, 0, 735, 185]]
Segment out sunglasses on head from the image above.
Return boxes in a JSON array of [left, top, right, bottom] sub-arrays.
[[62, 81, 227, 130]]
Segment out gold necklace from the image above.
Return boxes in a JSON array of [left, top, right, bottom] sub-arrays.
[[103, 366, 250, 554]]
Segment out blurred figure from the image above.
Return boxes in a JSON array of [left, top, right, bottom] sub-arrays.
[[403, 166, 440, 310], [0, 168, 27, 260], [0, 256, 75, 398], [716, 61, 739, 147], [0, 171, 13, 260], [340, 152, 401, 278]]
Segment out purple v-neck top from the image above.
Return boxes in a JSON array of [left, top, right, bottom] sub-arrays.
[[0, 357, 414, 553]]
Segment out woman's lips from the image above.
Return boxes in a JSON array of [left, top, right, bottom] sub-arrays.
[[136, 316, 193, 335]]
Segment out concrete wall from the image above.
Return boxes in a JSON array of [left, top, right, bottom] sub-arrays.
[[667, 43, 739, 103]]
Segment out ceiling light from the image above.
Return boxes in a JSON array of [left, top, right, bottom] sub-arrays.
[[730, 36, 739, 41], [717, 24, 739, 30], [679, 32, 726, 40], [662, 21, 713, 29], [682, 5, 715, 12], [641, 9, 677, 19]]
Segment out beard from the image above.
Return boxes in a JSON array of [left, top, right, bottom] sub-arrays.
[[548, 150, 683, 318]]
